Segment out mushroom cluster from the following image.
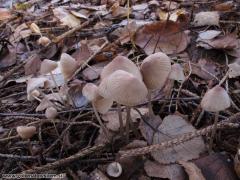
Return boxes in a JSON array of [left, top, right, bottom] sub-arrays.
[[82, 53, 172, 141]]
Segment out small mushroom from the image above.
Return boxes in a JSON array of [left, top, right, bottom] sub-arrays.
[[59, 53, 78, 81], [140, 52, 171, 116], [200, 85, 230, 151], [37, 36, 51, 47], [106, 162, 122, 178], [45, 107, 58, 119], [101, 55, 142, 80], [82, 83, 112, 140], [27, 89, 41, 101], [99, 70, 148, 141], [16, 126, 36, 139], [40, 59, 59, 93], [30, 23, 41, 34]]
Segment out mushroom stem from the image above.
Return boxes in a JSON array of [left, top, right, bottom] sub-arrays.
[[209, 111, 219, 152], [147, 91, 154, 117], [126, 106, 131, 142], [92, 103, 110, 141], [117, 104, 124, 136], [50, 72, 60, 92]]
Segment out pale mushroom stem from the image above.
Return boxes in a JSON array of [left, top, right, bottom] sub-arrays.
[[50, 72, 60, 92], [92, 103, 110, 141], [209, 111, 219, 152], [117, 104, 124, 135], [125, 106, 138, 142], [147, 91, 154, 117]]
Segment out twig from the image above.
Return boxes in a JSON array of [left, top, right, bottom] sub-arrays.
[[119, 122, 239, 159], [22, 144, 106, 174], [0, 153, 56, 162]]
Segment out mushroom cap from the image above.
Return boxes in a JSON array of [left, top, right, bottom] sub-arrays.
[[98, 70, 148, 106], [169, 63, 185, 81], [59, 53, 78, 81], [37, 36, 51, 47], [82, 83, 113, 114], [45, 107, 58, 119], [140, 52, 171, 90], [16, 126, 36, 139], [93, 97, 113, 114], [30, 23, 41, 34], [201, 85, 231, 112], [101, 55, 142, 80], [82, 83, 99, 101], [27, 89, 40, 101], [40, 59, 58, 74], [106, 162, 122, 178]]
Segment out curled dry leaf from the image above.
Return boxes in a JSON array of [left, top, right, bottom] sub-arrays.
[[144, 160, 185, 180], [135, 20, 189, 55], [179, 161, 206, 180], [197, 30, 221, 41], [151, 115, 206, 164], [193, 11, 219, 27], [111, 2, 130, 17], [197, 34, 238, 50]]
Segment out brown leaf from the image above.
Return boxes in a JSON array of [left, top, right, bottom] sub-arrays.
[[151, 115, 206, 164], [135, 21, 189, 55], [0, 47, 16, 68], [82, 62, 108, 81], [0, 8, 12, 21], [111, 2, 130, 17], [144, 160, 185, 179], [24, 55, 41, 75], [191, 59, 219, 80], [72, 40, 92, 66], [194, 153, 238, 180], [214, 1, 234, 12], [197, 34, 238, 50], [139, 115, 162, 144], [179, 161, 206, 180]]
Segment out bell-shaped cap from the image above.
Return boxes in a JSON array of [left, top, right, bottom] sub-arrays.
[[101, 55, 142, 80], [169, 63, 185, 81], [140, 52, 171, 90], [201, 85, 231, 112], [40, 59, 58, 74], [45, 107, 58, 119], [98, 70, 148, 106], [59, 53, 78, 81], [82, 83, 113, 114], [16, 126, 36, 139], [37, 36, 51, 47]]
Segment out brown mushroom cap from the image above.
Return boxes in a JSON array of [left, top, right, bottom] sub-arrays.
[[140, 52, 171, 90], [82, 83, 113, 114], [201, 85, 231, 112], [59, 53, 78, 80], [98, 70, 148, 106], [40, 59, 58, 74], [16, 126, 36, 139], [101, 55, 142, 80], [37, 36, 51, 47]]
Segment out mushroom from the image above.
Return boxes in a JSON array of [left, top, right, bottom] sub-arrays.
[[82, 83, 112, 140], [27, 89, 41, 101], [106, 162, 122, 178], [200, 85, 231, 151], [40, 59, 59, 92], [140, 52, 171, 117], [37, 36, 51, 47], [100, 55, 142, 135], [98, 70, 148, 141], [45, 106, 58, 119], [30, 23, 41, 34], [59, 53, 78, 81], [101, 55, 142, 80], [16, 126, 36, 139]]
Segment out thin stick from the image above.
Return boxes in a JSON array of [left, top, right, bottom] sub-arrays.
[[209, 112, 219, 152]]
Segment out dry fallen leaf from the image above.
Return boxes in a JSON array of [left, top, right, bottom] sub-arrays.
[[24, 55, 41, 75], [111, 2, 130, 17], [197, 30, 221, 41], [135, 20, 189, 55], [179, 161, 206, 180], [0, 8, 12, 21], [197, 34, 238, 50], [144, 160, 185, 179], [151, 115, 206, 164], [228, 60, 240, 78], [0, 47, 16, 68], [82, 62, 108, 81], [214, 1, 234, 12], [10, 23, 32, 43], [193, 11, 219, 27]]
